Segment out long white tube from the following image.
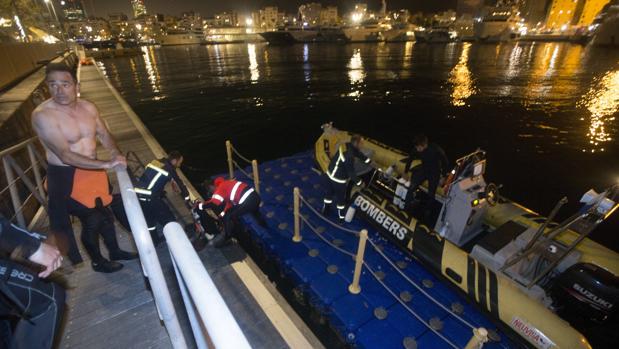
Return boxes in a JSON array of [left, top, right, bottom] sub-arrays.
[[115, 168, 188, 349], [169, 250, 209, 349], [163, 222, 251, 349]]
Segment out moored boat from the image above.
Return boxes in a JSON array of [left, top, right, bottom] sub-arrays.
[[314, 123, 619, 349]]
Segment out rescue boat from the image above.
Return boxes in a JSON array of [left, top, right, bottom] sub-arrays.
[[314, 123, 619, 349]]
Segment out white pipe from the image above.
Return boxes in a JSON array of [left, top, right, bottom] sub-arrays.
[[114, 168, 188, 349], [170, 250, 209, 349], [163, 222, 251, 349]]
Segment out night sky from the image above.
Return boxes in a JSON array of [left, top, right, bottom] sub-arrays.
[[85, 0, 457, 18]]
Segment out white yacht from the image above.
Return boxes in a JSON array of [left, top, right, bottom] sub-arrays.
[[158, 29, 204, 46], [474, 6, 521, 42], [414, 26, 458, 43], [382, 23, 416, 42], [343, 22, 383, 42]]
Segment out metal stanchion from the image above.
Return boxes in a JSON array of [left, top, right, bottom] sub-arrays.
[[293, 187, 302, 242], [464, 327, 488, 349], [348, 229, 368, 294], [252, 159, 260, 194], [225, 140, 234, 179]]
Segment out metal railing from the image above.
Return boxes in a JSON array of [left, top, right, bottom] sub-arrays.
[[83, 57, 251, 348], [164, 222, 251, 349], [0, 137, 47, 228], [114, 167, 188, 348]]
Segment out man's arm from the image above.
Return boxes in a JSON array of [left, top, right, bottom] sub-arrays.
[[32, 110, 118, 169], [94, 106, 126, 168], [0, 217, 62, 278]]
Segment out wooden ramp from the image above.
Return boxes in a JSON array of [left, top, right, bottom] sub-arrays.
[[26, 63, 319, 349]]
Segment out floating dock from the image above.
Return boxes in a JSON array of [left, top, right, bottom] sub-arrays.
[[230, 151, 519, 348]]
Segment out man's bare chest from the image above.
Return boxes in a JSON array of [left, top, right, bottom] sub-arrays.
[[56, 110, 97, 144]]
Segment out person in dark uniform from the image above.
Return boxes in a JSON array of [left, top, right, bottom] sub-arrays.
[[403, 134, 449, 208], [134, 151, 191, 245], [322, 134, 371, 221], [0, 216, 65, 349]]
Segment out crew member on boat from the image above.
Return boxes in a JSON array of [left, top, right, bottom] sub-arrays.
[[134, 151, 191, 245], [403, 134, 449, 209], [33, 63, 137, 273], [200, 177, 266, 247], [322, 134, 371, 222]]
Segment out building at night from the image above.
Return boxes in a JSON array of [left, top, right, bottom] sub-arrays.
[[320, 6, 339, 26], [131, 0, 147, 18], [253, 7, 280, 30], [573, 0, 612, 26], [60, 0, 87, 21], [519, 0, 553, 28], [545, 0, 579, 30], [298, 3, 322, 26]]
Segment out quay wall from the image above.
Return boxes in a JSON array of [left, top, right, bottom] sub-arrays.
[[0, 42, 68, 92]]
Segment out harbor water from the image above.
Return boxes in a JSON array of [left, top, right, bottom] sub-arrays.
[[98, 42, 619, 251]]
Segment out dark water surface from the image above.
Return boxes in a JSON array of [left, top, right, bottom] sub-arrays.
[[99, 42, 619, 250]]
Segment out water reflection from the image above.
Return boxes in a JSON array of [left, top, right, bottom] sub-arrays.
[[303, 44, 311, 83], [579, 67, 619, 152], [247, 43, 260, 84], [347, 49, 365, 100], [141, 46, 161, 93], [128, 58, 143, 92], [448, 43, 476, 107]]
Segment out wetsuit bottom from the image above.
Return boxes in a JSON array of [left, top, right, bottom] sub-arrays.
[[47, 164, 123, 264], [46, 165, 81, 264], [0, 260, 65, 349], [68, 202, 122, 264]]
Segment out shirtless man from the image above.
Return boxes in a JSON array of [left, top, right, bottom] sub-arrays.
[[31, 63, 136, 273]]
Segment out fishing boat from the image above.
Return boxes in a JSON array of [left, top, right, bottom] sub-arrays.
[[314, 123, 619, 349]]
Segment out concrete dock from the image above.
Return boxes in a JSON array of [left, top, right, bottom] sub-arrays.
[[13, 58, 322, 348]]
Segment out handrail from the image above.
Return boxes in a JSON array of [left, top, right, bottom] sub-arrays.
[[114, 167, 187, 349], [1, 137, 46, 227], [163, 222, 251, 349], [0, 137, 39, 158]]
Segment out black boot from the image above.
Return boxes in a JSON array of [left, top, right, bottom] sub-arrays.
[[109, 249, 139, 261], [210, 232, 230, 248], [322, 203, 331, 215], [92, 259, 123, 273]]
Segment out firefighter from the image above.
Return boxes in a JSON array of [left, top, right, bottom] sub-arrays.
[[322, 134, 371, 221], [200, 177, 266, 248], [134, 151, 191, 245]]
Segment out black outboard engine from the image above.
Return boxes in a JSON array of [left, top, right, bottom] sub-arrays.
[[551, 263, 618, 324]]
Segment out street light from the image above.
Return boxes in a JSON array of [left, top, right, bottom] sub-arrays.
[[43, 0, 66, 42]]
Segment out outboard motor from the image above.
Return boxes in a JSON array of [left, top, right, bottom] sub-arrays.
[[551, 263, 619, 324]]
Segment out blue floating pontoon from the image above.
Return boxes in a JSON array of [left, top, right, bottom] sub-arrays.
[[229, 152, 517, 349]]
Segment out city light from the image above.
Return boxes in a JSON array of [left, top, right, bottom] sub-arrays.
[[245, 18, 253, 27], [351, 13, 362, 23]]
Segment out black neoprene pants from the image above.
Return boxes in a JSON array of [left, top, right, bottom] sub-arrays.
[[0, 260, 65, 349]]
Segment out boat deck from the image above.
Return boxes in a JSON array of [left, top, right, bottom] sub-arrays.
[[232, 152, 520, 348], [26, 62, 320, 349]]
